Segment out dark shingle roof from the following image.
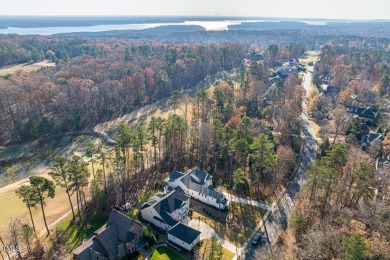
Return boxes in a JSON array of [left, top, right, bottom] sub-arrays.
[[153, 190, 189, 215], [160, 212, 178, 226], [274, 66, 298, 78], [167, 223, 201, 245], [346, 106, 377, 119], [73, 210, 142, 259], [362, 133, 385, 146], [169, 171, 185, 182], [181, 167, 209, 187], [175, 167, 226, 205]]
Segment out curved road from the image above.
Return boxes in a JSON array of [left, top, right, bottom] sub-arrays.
[[245, 69, 317, 259]]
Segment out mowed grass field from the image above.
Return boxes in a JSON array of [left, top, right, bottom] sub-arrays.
[[299, 51, 320, 66], [0, 172, 77, 236], [0, 60, 55, 76], [0, 162, 100, 237]]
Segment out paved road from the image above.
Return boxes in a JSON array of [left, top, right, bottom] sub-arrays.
[[245, 69, 317, 259]]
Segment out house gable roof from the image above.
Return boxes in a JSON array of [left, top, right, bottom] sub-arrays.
[[153, 190, 189, 214], [168, 171, 184, 181], [167, 223, 201, 245], [346, 105, 377, 119], [171, 167, 227, 206], [180, 167, 210, 187], [141, 190, 189, 224], [73, 210, 142, 259]]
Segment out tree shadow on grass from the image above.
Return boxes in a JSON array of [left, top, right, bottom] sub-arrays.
[[59, 212, 109, 250]]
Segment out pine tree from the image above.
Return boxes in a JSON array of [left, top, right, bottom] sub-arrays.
[[29, 176, 56, 236]]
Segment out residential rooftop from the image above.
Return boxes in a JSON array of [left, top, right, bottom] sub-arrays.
[[167, 222, 201, 245]]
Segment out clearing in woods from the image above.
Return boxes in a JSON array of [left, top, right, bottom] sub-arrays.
[[0, 60, 55, 76]]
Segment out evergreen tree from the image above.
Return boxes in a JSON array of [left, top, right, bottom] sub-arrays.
[[15, 185, 40, 232], [29, 176, 56, 236]]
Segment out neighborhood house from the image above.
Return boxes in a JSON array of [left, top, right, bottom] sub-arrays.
[[140, 190, 190, 230], [140, 189, 202, 251], [345, 106, 378, 119], [164, 167, 228, 209], [73, 210, 143, 260]]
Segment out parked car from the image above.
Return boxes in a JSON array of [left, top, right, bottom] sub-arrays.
[[252, 232, 261, 245]]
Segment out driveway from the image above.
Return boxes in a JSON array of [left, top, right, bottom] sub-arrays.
[[188, 218, 241, 258]]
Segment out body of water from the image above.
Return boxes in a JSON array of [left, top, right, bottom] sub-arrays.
[[0, 18, 328, 35]]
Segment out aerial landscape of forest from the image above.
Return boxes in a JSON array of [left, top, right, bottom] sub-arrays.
[[0, 1, 389, 259]]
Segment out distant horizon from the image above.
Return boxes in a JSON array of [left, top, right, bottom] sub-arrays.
[[0, 15, 389, 22], [1, 0, 389, 20]]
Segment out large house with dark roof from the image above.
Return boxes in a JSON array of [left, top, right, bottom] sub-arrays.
[[273, 66, 298, 79], [140, 190, 190, 231], [164, 167, 228, 210], [73, 210, 143, 260], [361, 133, 385, 148], [167, 223, 201, 251], [346, 106, 378, 119]]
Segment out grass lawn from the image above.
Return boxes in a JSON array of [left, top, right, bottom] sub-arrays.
[[192, 202, 266, 247], [127, 189, 157, 219], [200, 239, 235, 260], [55, 210, 109, 250], [151, 246, 185, 260]]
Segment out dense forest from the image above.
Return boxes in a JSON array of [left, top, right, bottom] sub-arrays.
[[0, 38, 245, 144], [1, 29, 388, 146]]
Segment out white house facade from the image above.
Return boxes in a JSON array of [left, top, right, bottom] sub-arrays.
[[165, 167, 228, 210]]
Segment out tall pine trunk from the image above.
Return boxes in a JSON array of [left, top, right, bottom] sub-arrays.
[[64, 178, 75, 219], [91, 158, 96, 181], [27, 201, 36, 232], [102, 153, 107, 190], [39, 195, 50, 236]]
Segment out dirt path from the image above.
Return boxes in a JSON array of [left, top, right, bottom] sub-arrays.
[[0, 170, 51, 194]]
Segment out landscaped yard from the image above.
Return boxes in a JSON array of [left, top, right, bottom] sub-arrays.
[[199, 239, 235, 260], [151, 246, 185, 260], [192, 202, 266, 247]]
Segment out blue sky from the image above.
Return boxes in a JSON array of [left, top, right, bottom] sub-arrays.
[[0, 0, 389, 19]]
